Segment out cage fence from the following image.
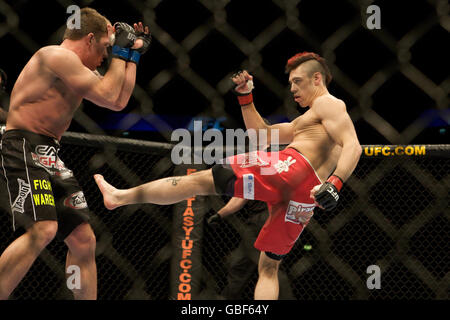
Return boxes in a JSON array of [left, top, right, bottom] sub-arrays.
[[0, 131, 448, 299], [0, 0, 449, 300]]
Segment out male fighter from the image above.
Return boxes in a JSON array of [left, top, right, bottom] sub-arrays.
[[0, 7, 150, 299], [94, 52, 362, 300]]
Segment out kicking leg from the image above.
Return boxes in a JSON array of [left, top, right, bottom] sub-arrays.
[[94, 169, 216, 209]]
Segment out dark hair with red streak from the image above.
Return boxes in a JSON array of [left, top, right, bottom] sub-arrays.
[[285, 52, 332, 86]]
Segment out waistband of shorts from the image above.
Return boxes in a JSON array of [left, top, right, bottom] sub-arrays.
[[283, 147, 323, 184], [2, 129, 60, 147]]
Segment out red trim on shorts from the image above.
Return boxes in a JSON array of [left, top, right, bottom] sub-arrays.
[[224, 148, 323, 255]]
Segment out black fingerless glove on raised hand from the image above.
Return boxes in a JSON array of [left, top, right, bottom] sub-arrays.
[[314, 175, 344, 211], [111, 22, 136, 61], [128, 30, 152, 65]]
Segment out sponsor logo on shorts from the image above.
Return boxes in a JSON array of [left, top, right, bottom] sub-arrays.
[[64, 191, 88, 210], [285, 200, 315, 225], [11, 178, 31, 214], [31, 179, 55, 207], [32, 193, 55, 206], [31, 145, 73, 178], [243, 174, 254, 200], [33, 179, 52, 191], [32, 145, 59, 168], [274, 156, 296, 174], [239, 151, 269, 168]]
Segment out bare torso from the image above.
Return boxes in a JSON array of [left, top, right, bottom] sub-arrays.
[[6, 46, 83, 140], [287, 97, 342, 182]]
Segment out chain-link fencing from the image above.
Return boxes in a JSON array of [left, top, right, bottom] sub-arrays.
[[0, 0, 448, 300], [0, 133, 448, 299], [0, 0, 448, 145]]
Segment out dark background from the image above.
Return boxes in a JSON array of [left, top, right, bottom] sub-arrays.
[[0, 0, 448, 301], [0, 0, 448, 144]]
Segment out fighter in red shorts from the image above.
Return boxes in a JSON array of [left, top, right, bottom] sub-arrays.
[[217, 148, 323, 256], [94, 52, 362, 300]]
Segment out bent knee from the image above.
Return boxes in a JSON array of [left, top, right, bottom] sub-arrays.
[[259, 263, 279, 276], [189, 169, 216, 194], [211, 164, 236, 196], [65, 224, 96, 257], [28, 221, 58, 248], [259, 253, 281, 276]]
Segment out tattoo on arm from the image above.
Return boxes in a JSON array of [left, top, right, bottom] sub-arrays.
[[166, 177, 181, 186]]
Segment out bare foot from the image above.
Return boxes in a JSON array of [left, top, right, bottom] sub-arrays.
[[94, 174, 121, 210]]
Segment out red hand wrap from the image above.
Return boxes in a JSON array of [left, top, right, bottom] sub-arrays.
[[237, 93, 253, 106], [327, 175, 344, 192]]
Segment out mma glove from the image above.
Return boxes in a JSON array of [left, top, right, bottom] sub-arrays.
[[232, 71, 254, 106], [111, 22, 137, 61], [128, 30, 152, 65], [207, 213, 222, 227], [314, 175, 344, 211]]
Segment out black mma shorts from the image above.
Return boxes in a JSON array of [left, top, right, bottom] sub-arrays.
[[0, 129, 90, 240]]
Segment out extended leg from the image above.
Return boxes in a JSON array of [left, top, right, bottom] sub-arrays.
[[94, 169, 216, 209]]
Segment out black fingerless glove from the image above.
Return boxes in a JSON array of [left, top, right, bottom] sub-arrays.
[[128, 30, 151, 65], [111, 22, 136, 61], [314, 175, 344, 211]]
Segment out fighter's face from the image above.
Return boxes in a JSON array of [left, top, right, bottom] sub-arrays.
[[288, 65, 319, 108], [85, 32, 111, 70]]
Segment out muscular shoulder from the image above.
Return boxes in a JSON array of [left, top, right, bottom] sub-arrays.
[[38, 46, 81, 69], [37, 46, 87, 81], [311, 94, 346, 119], [314, 94, 346, 109], [33, 46, 81, 75]]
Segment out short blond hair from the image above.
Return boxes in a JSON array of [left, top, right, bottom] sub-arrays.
[[63, 7, 108, 41]]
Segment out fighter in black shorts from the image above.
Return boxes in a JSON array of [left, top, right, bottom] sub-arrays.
[[1, 130, 90, 240], [0, 8, 150, 300]]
